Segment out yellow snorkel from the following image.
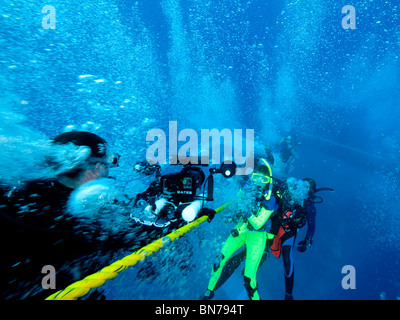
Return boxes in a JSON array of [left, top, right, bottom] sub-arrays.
[[262, 158, 273, 201], [251, 158, 273, 201]]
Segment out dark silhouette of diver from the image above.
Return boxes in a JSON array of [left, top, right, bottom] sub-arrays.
[[265, 136, 300, 176], [0, 131, 123, 300]]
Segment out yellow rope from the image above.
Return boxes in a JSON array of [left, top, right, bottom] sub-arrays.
[[45, 202, 232, 300]]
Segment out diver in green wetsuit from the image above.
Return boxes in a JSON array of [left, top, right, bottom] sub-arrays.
[[201, 158, 276, 300]]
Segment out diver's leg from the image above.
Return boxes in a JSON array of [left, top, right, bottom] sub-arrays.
[[213, 247, 246, 292], [281, 235, 295, 300], [239, 234, 271, 278], [259, 233, 274, 267], [201, 234, 245, 299], [243, 232, 267, 300]]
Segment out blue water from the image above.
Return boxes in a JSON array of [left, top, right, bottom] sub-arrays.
[[1, 0, 399, 300]]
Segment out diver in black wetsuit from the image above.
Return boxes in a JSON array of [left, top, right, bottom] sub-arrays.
[[276, 136, 299, 174], [265, 136, 299, 177], [204, 177, 332, 300], [0, 131, 126, 300], [269, 177, 317, 300]]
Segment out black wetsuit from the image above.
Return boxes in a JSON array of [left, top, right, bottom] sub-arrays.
[[270, 199, 316, 298], [0, 179, 132, 300]]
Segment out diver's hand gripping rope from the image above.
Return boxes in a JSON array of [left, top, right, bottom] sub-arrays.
[[45, 202, 232, 300]]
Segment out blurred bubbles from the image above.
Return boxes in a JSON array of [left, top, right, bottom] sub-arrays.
[[67, 178, 117, 219], [63, 121, 101, 133]]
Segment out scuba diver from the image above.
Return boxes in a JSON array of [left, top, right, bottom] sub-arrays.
[[266, 136, 299, 177], [200, 158, 276, 300], [269, 177, 317, 300], [0, 131, 126, 300], [0, 131, 219, 300], [201, 175, 333, 300]]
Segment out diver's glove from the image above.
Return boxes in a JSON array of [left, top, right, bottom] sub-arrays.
[[147, 198, 157, 212], [198, 208, 216, 222], [297, 237, 313, 252]]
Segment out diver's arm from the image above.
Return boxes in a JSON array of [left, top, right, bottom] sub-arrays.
[[246, 196, 276, 230], [198, 207, 216, 222], [288, 144, 299, 159], [297, 204, 316, 252], [305, 204, 316, 239], [134, 180, 161, 205]]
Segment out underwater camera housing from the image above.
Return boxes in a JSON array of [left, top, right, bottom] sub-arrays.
[[132, 158, 238, 225], [160, 157, 237, 202], [161, 166, 205, 198]]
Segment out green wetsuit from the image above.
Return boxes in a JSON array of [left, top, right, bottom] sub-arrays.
[[206, 199, 275, 300]]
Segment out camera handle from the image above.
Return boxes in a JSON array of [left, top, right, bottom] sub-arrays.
[[206, 170, 215, 201], [206, 161, 237, 201]]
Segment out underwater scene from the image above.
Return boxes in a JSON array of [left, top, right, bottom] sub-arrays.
[[0, 0, 399, 301]]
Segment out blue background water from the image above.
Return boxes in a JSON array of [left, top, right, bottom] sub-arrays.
[[1, 0, 399, 299]]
